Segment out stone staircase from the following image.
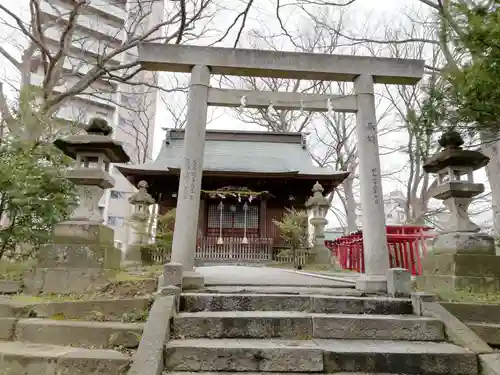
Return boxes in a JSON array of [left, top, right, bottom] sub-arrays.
[[165, 292, 479, 375], [0, 297, 151, 374]]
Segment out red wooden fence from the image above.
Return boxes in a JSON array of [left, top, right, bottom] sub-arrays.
[[325, 225, 436, 276]]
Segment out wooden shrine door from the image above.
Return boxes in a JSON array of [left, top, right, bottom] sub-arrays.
[[206, 201, 260, 238]]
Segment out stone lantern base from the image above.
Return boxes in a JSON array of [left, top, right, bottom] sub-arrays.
[[417, 232, 500, 293], [312, 243, 333, 265], [122, 244, 143, 268], [23, 221, 121, 294]]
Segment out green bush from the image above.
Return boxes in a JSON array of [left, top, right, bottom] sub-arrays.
[[0, 139, 77, 260], [273, 208, 309, 268]]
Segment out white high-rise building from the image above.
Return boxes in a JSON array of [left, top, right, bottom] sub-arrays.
[[383, 190, 407, 225], [354, 190, 407, 227], [33, 0, 163, 253]]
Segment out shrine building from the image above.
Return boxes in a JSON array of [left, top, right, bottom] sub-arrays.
[[117, 129, 349, 261]]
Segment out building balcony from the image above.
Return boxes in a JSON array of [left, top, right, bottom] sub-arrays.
[[33, 55, 120, 89], [80, 0, 127, 23], [43, 27, 122, 65], [54, 98, 116, 126], [30, 72, 117, 110], [40, 1, 124, 43]]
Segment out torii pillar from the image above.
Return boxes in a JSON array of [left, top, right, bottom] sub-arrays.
[[169, 65, 210, 289]]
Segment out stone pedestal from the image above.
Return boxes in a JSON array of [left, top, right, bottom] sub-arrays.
[[310, 217, 332, 265], [418, 233, 500, 293], [387, 268, 412, 298], [159, 262, 204, 291], [122, 244, 143, 268], [24, 222, 121, 294], [182, 271, 205, 290], [418, 253, 500, 293], [313, 245, 332, 265], [431, 232, 495, 255]]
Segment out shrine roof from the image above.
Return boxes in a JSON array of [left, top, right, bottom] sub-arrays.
[[116, 129, 348, 180]]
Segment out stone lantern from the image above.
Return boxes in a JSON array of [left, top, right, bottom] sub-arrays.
[[23, 118, 130, 294], [306, 181, 334, 265], [123, 180, 155, 267], [426, 131, 489, 233], [418, 130, 500, 293], [54, 118, 130, 223]]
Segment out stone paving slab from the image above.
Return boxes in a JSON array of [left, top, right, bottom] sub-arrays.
[[196, 266, 355, 287], [173, 310, 444, 341]]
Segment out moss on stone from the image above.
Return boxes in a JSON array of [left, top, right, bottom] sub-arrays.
[[415, 283, 500, 304], [438, 289, 500, 304], [50, 312, 66, 320]]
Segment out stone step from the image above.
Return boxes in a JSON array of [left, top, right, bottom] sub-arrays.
[[0, 341, 131, 374], [164, 339, 477, 374], [0, 317, 16, 340], [165, 338, 324, 372], [173, 311, 445, 341], [180, 293, 413, 314], [29, 297, 152, 321], [467, 321, 500, 346], [15, 318, 144, 349], [203, 286, 361, 296]]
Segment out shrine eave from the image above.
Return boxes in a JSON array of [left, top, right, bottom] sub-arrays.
[[116, 164, 349, 186]]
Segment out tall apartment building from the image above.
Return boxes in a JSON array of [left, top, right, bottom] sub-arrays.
[[354, 190, 407, 227], [33, 0, 162, 252]]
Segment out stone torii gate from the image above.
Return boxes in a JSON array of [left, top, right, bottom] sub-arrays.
[[138, 43, 424, 292]]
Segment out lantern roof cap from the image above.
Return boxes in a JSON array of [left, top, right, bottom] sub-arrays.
[[306, 181, 330, 208], [84, 117, 113, 136], [423, 130, 489, 173], [129, 180, 155, 205], [54, 118, 130, 163]]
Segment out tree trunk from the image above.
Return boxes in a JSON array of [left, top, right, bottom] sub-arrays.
[[343, 175, 358, 233], [480, 131, 500, 254]]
